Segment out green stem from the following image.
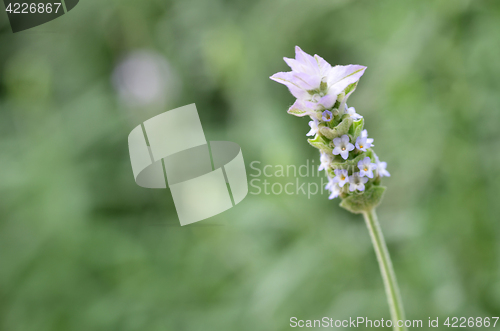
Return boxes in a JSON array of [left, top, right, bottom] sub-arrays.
[[362, 209, 407, 331]]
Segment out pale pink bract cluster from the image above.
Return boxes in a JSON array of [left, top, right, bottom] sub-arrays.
[[270, 46, 366, 117]]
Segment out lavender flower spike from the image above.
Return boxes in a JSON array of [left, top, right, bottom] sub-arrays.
[[270, 47, 389, 206], [271, 47, 406, 331]]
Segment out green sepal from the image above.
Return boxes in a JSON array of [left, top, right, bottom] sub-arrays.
[[330, 154, 347, 165], [349, 118, 364, 141], [364, 148, 375, 161], [330, 149, 374, 175], [321, 116, 352, 140], [287, 108, 308, 117], [332, 152, 366, 172], [307, 135, 333, 153], [340, 186, 386, 214], [327, 114, 339, 129], [344, 81, 358, 98], [337, 82, 359, 116]]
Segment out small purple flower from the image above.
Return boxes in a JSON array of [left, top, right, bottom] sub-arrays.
[[325, 177, 341, 199], [355, 136, 373, 152], [306, 118, 319, 136], [332, 135, 354, 160], [375, 155, 391, 177], [322, 110, 333, 122], [318, 152, 331, 171], [349, 172, 369, 192], [358, 157, 376, 178], [347, 106, 363, 121], [332, 169, 349, 187], [361, 129, 374, 145]]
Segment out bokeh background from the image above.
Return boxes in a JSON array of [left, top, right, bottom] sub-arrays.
[[1, 0, 499, 329]]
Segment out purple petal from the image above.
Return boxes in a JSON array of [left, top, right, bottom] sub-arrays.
[[322, 110, 333, 122], [314, 54, 332, 76], [270, 72, 310, 99], [288, 99, 313, 117], [295, 46, 318, 72], [270, 71, 293, 84], [327, 65, 367, 95], [283, 57, 301, 72], [293, 72, 321, 90], [328, 191, 339, 199], [318, 93, 337, 109]]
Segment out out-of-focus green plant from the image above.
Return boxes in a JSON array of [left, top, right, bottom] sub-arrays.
[[1, 0, 500, 330]]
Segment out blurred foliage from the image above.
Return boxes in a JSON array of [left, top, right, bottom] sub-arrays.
[[1, 0, 500, 330]]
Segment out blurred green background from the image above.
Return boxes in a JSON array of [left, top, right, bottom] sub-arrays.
[[1, 0, 499, 330]]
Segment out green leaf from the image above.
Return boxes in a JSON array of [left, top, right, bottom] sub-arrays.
[[340, 186, 386, 214], [307, 135, 332, 153], [321, 116, 352, 140], [320, 126, 335, 139]]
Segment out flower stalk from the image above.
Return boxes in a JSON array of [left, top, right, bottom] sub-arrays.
[[363, 209, 407, 331], [271, 46, 406, 330]]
